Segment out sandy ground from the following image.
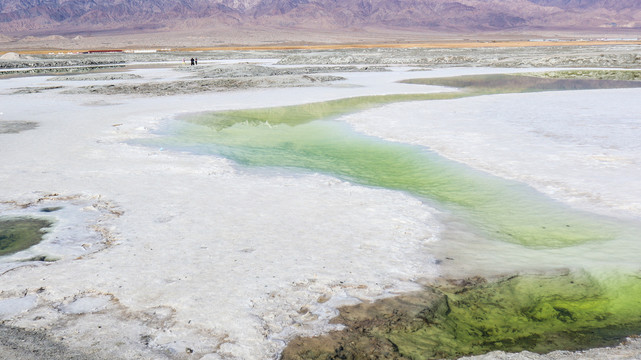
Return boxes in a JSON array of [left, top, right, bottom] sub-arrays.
[[1, 45, 641, 359], [1, 24, 639, 53]]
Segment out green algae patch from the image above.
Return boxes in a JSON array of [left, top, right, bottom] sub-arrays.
[[152, 117, 625, 249], [144, 73, 641, 249], [0, 217, 53, 256], [282, 272, 641, 360], [187, 92, 464, 131]]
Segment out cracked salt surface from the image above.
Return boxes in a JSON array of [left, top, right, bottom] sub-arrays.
[[1, 63, 640, 359]]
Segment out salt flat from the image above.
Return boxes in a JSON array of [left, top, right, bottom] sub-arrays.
[[1, 49, 641, 359]]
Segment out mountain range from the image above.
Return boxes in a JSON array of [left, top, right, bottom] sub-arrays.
[[1, 0, 640, 36]]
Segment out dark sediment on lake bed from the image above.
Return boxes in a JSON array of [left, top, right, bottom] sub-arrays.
[[0, 121, 39, 134], [0, 324, 104, 360], [281, 272, 641, 360]]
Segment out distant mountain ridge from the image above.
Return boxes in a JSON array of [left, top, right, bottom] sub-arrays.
[[1, 0, 640, 35]]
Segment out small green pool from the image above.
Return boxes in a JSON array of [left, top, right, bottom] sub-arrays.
[[0, 218, 53, 256]]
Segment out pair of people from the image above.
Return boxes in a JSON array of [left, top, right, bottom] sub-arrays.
[[190, 58, 198, 66]]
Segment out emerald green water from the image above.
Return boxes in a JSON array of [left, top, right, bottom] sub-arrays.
[[144, 74, 641, 249], [142, 73, 641, 357], [162, 119, 625, 249], [186, 92, 463, 130], [391, 271, 641, 359], [0, 218, 52, 256]]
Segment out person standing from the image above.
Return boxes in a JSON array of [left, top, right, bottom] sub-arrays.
[[190, 58, 195, 66]]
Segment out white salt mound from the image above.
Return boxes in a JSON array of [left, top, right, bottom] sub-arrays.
[[0, 52, 20, 61]]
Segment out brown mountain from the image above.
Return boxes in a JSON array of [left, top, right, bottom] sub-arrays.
[[0, 0, 639, 36]]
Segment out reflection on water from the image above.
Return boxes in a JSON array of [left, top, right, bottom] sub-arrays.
[[401, 73, 641, 93]]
